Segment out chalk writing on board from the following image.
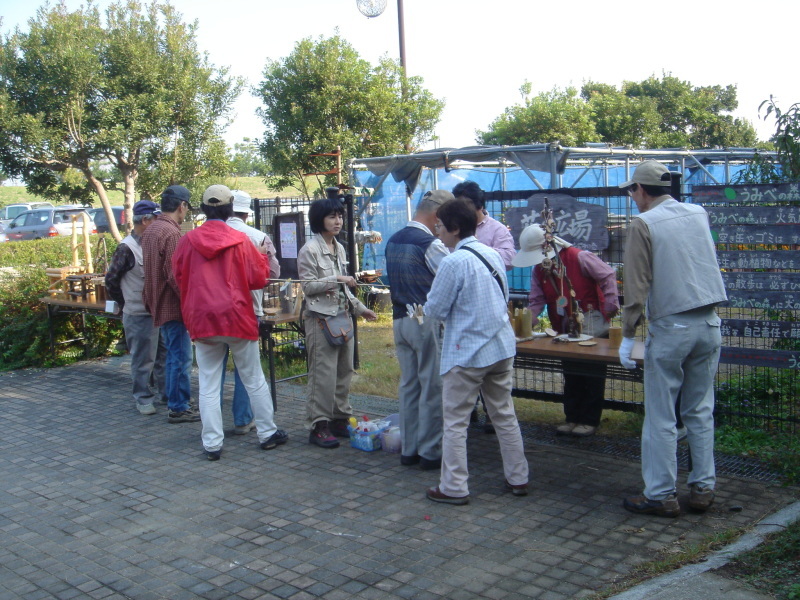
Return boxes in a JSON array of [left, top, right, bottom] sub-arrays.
[[722, 272, 800, 292], [694, 182, 800, 203], [713, 225, 800, 245], [722, 319, 800, 340], [707, 206, 800, 225], [717, 251, 799, 270]]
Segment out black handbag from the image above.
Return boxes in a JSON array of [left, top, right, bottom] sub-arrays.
[[314, 309, 353, 346]]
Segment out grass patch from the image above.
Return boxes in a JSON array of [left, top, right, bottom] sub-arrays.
[[716, 425, 800, 484], [589, 527, 746, 599], [721, 519, 800, 600]]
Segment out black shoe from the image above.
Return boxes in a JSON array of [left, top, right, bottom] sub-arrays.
[[260, 429, 289, 450], [400, 454, 420, 466], [623, 494, 680, 518], [168, 407, 201, 423], [309, 421, 340, 449], [329, 419, 351, 438], [206, 449, 221, 461], [419, 456, 441, 471]]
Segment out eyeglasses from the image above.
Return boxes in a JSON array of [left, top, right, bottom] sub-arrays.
[[627, 183, 639, 196]]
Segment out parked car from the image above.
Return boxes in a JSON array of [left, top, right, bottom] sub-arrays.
[[0, 201, 54, 227], [92, 206, 125, 233], [5, 207, 96, 241]]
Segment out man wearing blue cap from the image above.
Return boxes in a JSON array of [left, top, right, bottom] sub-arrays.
[[142, 185, 200, 423], [105, 200, 167, 415]]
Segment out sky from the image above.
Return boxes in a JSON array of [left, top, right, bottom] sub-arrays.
[[2, 0, 799, 152]]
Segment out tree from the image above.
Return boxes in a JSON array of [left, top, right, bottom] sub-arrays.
[[229, 138, 269, 177], [0, 1, 237, 241], [255, 34, 444, 196], [761, 96, 800, 181], [477, 74, 758, 150], [477, 85, 599, 146]]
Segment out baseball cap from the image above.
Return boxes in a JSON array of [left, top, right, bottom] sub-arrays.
[[620, 160, 672, 188], [132, 200, 160, 216], [161, 185, 192, 208], [419, 189, 454, 209], [231, 190, 253, 215], [202, 184, 234, 206]]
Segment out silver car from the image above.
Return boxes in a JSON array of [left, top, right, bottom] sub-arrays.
[[5, 207, 96, 241]]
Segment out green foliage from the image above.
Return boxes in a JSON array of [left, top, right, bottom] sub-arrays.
[[760, 96, 800, 181], [229, 138, 269, 177], [477, 73, 759, 149], [0, 1, 238, 225], [477, 86, 599, 146], [255, 34, 444, 195], [726, 518, 800, 599], [716, 367, 800, 427], [0, 236, 121, 370], [716, 425, 800, 483]]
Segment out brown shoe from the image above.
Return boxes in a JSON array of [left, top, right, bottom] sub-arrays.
[[623, 494, 680, 518], [688, 485, 715, 512], [309, 421, 340, 449], [426, 486, 469, 505]]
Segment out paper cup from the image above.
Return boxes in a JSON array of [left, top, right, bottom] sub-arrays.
[[608, 326, 622, 348]]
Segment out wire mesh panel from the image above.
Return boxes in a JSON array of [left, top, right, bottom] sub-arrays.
[[692, 183, 800, 433]]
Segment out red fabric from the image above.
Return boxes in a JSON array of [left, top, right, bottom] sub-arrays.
[[172, 220, 269, 341], [534, 246, 606, 332]]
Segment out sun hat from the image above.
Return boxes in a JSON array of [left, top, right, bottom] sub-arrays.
[[231, 190, 253, 215], [202, 184, 234, 206], [620, 160, 672, 188], [511, 224, 571, 268]]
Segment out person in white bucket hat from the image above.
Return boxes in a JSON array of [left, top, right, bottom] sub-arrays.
[[513, 223, 619, 438]]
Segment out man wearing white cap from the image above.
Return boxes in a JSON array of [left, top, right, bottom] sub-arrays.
[[172, 184, 287, 461], [512, 224, 619, 437], [620, 160, 726, 517], [218, 190, 281, 435]]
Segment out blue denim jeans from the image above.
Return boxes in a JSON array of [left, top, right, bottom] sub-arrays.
[[219, 346, 254, 427], [160, 320, 192, 413]]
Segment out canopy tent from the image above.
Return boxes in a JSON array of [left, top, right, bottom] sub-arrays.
[[347, 143, 777, 289]]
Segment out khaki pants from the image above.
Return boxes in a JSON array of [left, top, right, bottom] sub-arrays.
[[439, 358, 529, 498], [304, 312, 355, 428]]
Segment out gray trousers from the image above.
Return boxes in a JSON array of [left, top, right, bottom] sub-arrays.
[[642, 306, 721, 500], [304, 312, 354, 428], [122, 312, 166, 407], [393, 316, 443, 460]]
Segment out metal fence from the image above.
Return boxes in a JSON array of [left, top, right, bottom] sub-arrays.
[[250, 188, 799, 434]]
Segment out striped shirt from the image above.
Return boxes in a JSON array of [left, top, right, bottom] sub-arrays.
[[424, 237, 516, 375]]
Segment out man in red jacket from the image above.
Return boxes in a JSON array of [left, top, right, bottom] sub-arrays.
[[172, 184, 287, 461]]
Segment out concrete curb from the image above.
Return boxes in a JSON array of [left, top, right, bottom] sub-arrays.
[[608, 500, 800, 599]]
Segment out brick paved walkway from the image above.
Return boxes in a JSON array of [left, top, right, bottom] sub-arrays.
[[0, 356, 796, 600]]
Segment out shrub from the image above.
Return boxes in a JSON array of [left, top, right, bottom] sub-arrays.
[[0, 235, 122, 370]]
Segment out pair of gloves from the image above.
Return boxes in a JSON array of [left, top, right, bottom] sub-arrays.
[[406, 303, 425, 325]]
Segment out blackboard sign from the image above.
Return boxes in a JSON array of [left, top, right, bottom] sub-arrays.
[[711, 224, 800, 246], [716, 250, 800, 271], [722, 319, 799, 341], [720, 347, 800, 370], [504, 193, 608, 252], [694, 183, 800, 204], [272, 212, 306, 281]]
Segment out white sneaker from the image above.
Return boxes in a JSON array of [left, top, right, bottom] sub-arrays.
[[556, 422, 577, 435], [137, 403, 156, 415], [234, 419, 256, 435], [572, 424, 597, 437]]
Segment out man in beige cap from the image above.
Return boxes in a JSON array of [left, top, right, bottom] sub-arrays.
[[385, 190, 452, 470], [512, 224, 619, 437], [619, 161, 726, 517], [172, 184, 287, 461]]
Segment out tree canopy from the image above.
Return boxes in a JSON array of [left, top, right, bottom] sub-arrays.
[[477, 74, 758, 150], [255, 34, 444, 195], [0, 1, 238, 240]]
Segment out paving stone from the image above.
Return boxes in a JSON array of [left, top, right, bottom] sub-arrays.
[[0, 356, 797, 600]]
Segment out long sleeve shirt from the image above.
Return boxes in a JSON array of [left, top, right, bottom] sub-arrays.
[[424, 237, 516, 375], [528, 249, 619, 325], [475, 213, 516, 270]]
